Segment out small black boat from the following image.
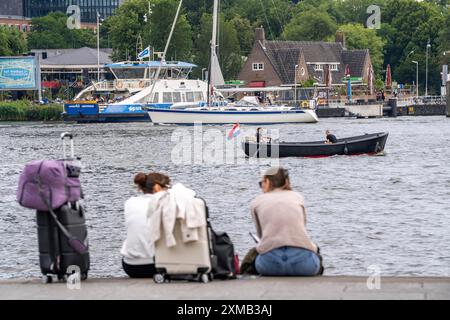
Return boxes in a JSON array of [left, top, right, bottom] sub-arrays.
[[242, 132, 389, 158]]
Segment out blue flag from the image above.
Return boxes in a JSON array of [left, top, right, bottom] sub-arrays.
[[138, 47, 151, 60]]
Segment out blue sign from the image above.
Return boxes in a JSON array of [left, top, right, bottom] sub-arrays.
[[0, 57, 38, 90]]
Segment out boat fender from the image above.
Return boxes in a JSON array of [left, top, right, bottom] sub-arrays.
[[344, 142, 349, 155], [374, 141, 381, 153]]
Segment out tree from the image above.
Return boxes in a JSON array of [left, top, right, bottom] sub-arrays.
[[0, 26, 27, 56], [336, 23, 386, 76], [229, 16, 254, 57], [195, 13, 241, 80], [107, 0, 193, 61], [381, 0, 445, 94], [27, 12, 96, 49], [283, 10, 337, 41]]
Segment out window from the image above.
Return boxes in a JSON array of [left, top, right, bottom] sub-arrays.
[[194, 92, 204, 102], [330, 64, 338, 71], [185, 92, 194, 103], [173, 92, 182, 103], [252, 63, 264, 71], [314, 64, 323, 71], [163, 92, 173, 103], [151, 93, 159, 104]]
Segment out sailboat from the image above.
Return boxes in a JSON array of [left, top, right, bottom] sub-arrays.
[[146, 0, 319, 125]]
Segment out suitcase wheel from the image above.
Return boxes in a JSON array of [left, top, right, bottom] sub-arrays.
[[200, 274, 209, 284], [42, 275, 53, 284], [153, 273, 166, 284]]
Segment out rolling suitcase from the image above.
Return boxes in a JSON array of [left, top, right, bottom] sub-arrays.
[[35, 133, 89, 283], [153, 198, 213, 284]]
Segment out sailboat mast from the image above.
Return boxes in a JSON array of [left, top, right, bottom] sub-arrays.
[[147, 0, 183, 103], [207, 0, 219, 107]]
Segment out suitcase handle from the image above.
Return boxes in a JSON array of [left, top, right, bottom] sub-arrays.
[[61, 132, 75, 159]]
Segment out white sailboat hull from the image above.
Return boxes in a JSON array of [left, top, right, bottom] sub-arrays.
[[147, 108, 319, 124]]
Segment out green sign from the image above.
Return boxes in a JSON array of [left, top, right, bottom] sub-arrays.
[[0, 57, 38, 90], [341, 77, 363, 83]]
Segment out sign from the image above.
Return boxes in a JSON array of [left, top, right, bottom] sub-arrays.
[[0, 57, 38, 90]]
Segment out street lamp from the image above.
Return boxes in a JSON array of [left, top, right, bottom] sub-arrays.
[[202, 68, 207, 81], [426, 42, 431, 97], [412, 61, 419, 97], [96, 11, 104, 83], [294, 64, 299, 107]]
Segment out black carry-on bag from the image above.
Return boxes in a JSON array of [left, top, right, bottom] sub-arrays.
[[17, 133, 90, 283]]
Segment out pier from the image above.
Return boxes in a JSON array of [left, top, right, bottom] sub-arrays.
[[0, 277, 449, 300]]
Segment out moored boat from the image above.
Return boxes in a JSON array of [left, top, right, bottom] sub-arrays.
[[242, 132, 389, 158], [146, 106, 319, 125]]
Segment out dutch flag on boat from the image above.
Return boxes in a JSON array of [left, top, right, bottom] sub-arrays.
[[138, 47, 151, 60], [227, 123, 241, 140]]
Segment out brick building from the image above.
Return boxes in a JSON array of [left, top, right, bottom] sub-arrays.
[[238, 28, 373, 89]]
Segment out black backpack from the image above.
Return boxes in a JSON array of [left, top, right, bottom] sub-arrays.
[[210, 229, 237, 280]]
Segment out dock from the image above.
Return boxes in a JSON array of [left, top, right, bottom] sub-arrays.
[[1, 277, 449, 300]]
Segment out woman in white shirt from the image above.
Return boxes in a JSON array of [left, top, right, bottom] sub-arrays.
[[120, 172, 170, 278]]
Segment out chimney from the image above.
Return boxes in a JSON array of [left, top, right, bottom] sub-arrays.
[[335, 31, 346, 50], [255, 27, 266, 43]]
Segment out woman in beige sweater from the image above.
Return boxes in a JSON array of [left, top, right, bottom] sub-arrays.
[[251, 167, 321, 276]]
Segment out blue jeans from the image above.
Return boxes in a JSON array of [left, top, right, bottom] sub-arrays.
[[255, 246, 321, 276]]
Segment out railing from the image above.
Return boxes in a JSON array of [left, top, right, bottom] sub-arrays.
[[396, 96, 446, 107], [92, 79, 153, 91]]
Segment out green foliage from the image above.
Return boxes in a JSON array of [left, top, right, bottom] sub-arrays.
[[283, 10, 337, 41], [27, 12, 96, 49], [335, 23, 386, 76], [0, 26, 27, 56], [107, 0, 193, 61], [194, 13, 242, 80], [0, 101, 63, 121]]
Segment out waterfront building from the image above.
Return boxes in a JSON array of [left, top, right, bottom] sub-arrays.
[[23, 0, 124, 23], [238, 28, 373, 90]]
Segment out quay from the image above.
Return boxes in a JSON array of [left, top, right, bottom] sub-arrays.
[[0, 277, 449, 300]]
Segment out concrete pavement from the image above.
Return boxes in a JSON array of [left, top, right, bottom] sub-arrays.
[[0, 276, 449, 300]]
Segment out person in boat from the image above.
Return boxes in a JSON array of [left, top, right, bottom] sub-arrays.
[[120, 172, 170, 278], [325, 130, 338, 144], [250, 167, 322, 276]]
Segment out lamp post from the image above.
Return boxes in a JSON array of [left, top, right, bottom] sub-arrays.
[[96, 11, 101, 83], [294, 64, 299, 107], [412, 61, 419, 97], [202, 68, 207, 81], [426, 42, 431, 97]]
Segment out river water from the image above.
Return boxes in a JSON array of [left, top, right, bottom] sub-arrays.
[[1, 116, 449, 279]]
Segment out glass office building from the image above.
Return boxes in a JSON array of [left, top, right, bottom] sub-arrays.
[[23, 0, 122, 23]]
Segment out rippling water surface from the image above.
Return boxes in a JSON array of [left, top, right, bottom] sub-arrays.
[[1, 116, 449, 279]]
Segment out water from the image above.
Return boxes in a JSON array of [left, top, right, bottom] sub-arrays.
[[1, 117, 449, 279]]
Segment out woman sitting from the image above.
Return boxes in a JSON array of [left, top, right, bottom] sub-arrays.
[[251, 167, 322, 276], [120, 172, 170, 278]]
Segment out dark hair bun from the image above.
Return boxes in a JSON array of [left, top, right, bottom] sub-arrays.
[[134, 173, 147, 188]]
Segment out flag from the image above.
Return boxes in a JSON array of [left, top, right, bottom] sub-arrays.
[[385, 64, 392, 88], [227, 123, 241, 141], [138, 47, 151, 60], [368, 64, 374, 96]]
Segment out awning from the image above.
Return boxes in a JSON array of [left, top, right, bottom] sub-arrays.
[[249, 81, 266, 88]]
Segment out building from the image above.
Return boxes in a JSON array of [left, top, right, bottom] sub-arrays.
[[0, 0, 23, 16], [238, 28, 372, 89], [23, 0, 124, 23], [35, 47, 113, 87]]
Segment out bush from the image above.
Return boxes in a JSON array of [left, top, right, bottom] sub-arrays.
[[0, 101, 63, 121]]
